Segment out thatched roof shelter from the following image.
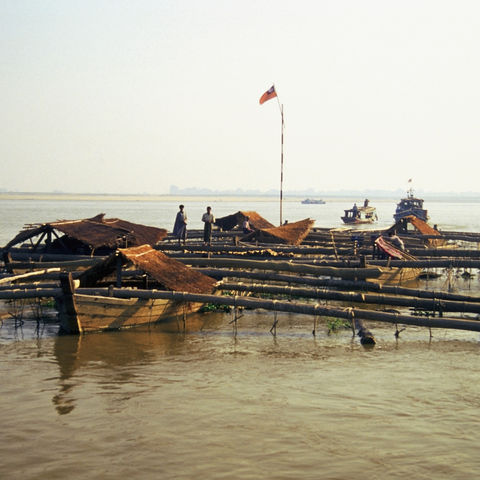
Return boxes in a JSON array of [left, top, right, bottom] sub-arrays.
[[119, 245, 216, 293], [79, 244, 216, 293], [3, 214, 167, 254], [215, 211, 274, 231], [387, 215, 445, 247], [251, 218, 315, 245]]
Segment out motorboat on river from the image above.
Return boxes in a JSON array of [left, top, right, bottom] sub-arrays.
[[341, 199, 377, 224], [301, 198, 326, 204], [394, 188, 428, 222]]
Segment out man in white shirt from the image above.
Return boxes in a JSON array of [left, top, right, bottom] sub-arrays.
[[201, 206, 215, 245]]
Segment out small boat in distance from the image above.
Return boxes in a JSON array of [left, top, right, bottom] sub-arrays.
[[301, 198, 326, 204], [341, 199, 378, 224], [394, 188, 428, 222]]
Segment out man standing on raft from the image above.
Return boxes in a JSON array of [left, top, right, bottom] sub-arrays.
[[173, 204, 187, 245], [201, 206, 215, 246]]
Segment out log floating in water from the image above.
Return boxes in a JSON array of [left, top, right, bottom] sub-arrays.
[[353, 315, 376, 345]]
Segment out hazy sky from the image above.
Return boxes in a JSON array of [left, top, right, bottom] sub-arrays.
[[1, 0, 480, 195]]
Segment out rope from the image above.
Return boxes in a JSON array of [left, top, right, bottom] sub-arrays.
[[312, 303, 320, 336], [270, 300, 279, 335], [232, 295, 238, 334]]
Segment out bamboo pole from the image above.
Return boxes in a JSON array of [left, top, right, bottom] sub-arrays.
[[159, 242, 480, 261], [0, 282, 59, 291], [218, 281, 480, 315], [368, 259, 480, 268], [194, 267, 480, 303], [4, 258, 103, 270], [5, 250, 107, 262], [301, 258, 480, 269], [0, 268, 61, 285], [156, 243, 354, 256], [174, 257, 383, 279], [166, 252, 480, 270], [4, 265, 477, 306], [0, 288, 61, 299], [2, 286, 480, 332], [173, 254, 480, 273], [69, 288, 480, 333]]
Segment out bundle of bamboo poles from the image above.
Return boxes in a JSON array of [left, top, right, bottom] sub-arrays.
[[3, 224, 480, 340], [1, 286, 480, 334]]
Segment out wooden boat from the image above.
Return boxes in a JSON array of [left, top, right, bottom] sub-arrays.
[[375, 264, 422, 285], [56, 245, 217, 334], [301, 198, 325, 204], [57, 291, 206, 334], [372, 235, 422, 284], [341, 205, 377, 224], [394, 188, 428, 222]]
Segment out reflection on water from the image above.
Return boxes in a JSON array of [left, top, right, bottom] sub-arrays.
[[51, 313, 224, 415]]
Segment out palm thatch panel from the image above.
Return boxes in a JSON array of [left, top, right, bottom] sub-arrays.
[[2, 214, 167, 253], [119, 245, 217, 293], [254, 218, 315, 246], [214, 211, 274, 231]]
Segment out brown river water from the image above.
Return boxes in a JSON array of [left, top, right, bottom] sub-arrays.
[[1, 196, 480, 478], [1, 309, 479, 479]]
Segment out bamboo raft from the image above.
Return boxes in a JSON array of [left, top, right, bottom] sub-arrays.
[[3, 218, 480, 342]]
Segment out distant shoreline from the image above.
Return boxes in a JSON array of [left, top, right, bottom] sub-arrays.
[[0, 192, 287, 202], [1, 192, 480, 203]]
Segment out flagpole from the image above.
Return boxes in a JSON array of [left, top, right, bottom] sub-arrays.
[[259, 84, 284, 226], [279, 104, 284, 226], [275, 89, 284, 226]]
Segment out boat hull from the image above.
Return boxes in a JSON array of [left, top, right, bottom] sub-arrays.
[[57, 293, 204, 334], [341, 217, 375, 225], [373, 267, 423, 285]]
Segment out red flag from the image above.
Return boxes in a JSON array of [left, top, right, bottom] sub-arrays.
[[259, 85, 277, 105]]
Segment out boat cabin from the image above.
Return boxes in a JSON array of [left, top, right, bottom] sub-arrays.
[[394, 189, 428, 222]]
